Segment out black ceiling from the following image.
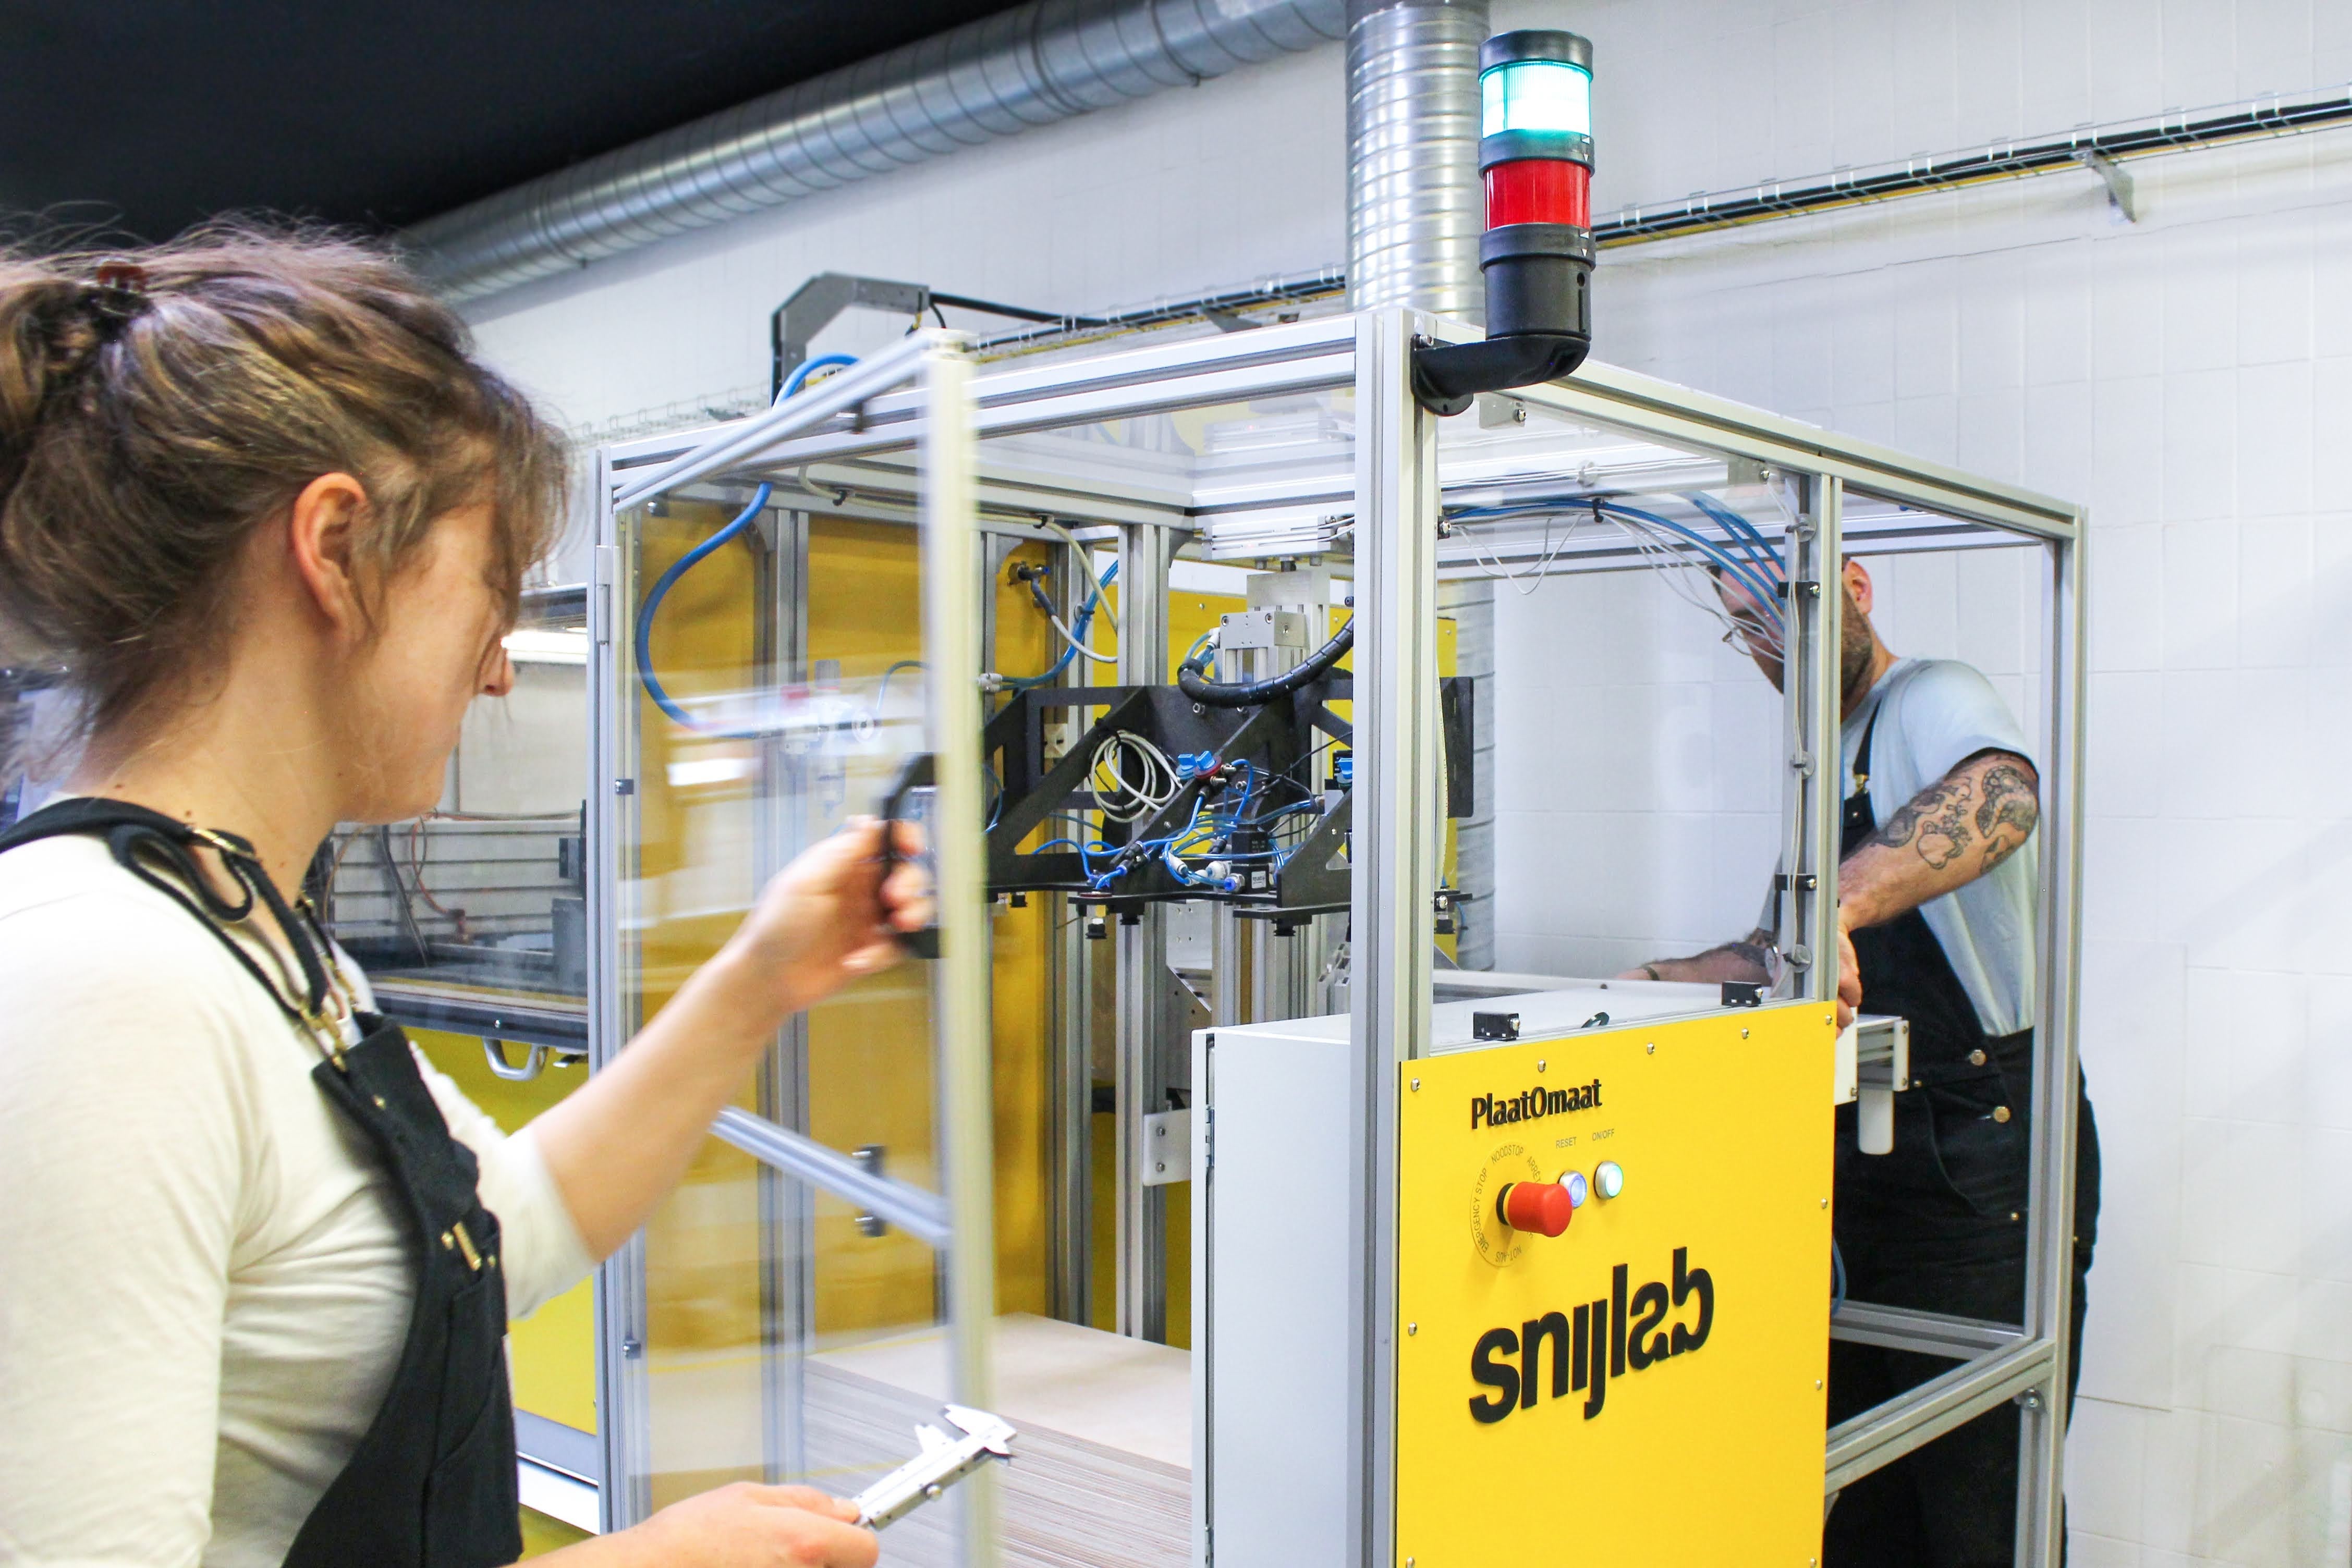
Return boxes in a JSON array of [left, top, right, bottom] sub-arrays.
[[0, 1, 1027, 243]]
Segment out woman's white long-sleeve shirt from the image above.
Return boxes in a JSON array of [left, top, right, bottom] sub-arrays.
[[0, 834, 594, 1568]]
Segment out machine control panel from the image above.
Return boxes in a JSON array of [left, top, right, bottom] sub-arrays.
[[1395, 1001, 1836, 1566]]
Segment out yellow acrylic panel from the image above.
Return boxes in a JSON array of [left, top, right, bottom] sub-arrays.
[[409, 1026, 599, 1434], [1394, 1002, 1836, 1567]]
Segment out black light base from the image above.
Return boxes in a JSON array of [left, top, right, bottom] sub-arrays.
[[1410, 223, 1595, 415], [1410, 333, 1589, 416]]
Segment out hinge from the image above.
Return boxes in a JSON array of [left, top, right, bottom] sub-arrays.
[[593, 544, 617, 647]]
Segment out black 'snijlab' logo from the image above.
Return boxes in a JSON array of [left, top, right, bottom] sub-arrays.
[[1467, 1247, 1713, 1425], [1470, 1079, 1601, 1130]]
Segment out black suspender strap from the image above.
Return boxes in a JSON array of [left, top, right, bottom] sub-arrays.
[[0, 798, 350, 1064]]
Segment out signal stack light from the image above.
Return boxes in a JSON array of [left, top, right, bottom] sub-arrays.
[[1477, 30, 1595, 343], [1409, 28, 1597, 412]]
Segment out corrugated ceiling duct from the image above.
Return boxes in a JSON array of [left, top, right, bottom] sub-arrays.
[[1343, 0, 1485, 318], [407, 0, 1347, 303]]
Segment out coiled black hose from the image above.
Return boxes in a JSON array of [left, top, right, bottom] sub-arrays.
[[1176, 620, 1354, 708]]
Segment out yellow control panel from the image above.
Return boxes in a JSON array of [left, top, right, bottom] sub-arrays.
[[1395, 1002, 1837, 1566]]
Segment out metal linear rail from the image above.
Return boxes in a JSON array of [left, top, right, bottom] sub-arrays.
[[1598, 81, 2352, 246]]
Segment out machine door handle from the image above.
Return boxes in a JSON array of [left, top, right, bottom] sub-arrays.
[[879, 751, 941, 959]]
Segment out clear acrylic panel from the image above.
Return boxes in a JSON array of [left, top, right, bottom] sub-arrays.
[[1428, 400, 2056, 990], [608, 488, 957, 1541]]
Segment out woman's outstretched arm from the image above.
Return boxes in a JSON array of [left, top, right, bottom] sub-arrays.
[[529, 818, 929, 1259]]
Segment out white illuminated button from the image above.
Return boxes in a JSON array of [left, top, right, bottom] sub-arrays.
[[1593, 1161, 1625, 1200], [1560, 1171, 1588, 1208]]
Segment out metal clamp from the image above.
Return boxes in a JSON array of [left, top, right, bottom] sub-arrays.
[[1852, 1015, 1912, 1155]]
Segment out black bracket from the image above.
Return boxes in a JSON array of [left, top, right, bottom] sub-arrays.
[[1472, 1010, 1522, 1042], [1409, 333, 1591, 418], [1721, 982, 1765, 1009], [851, 1145, 889, 1236]]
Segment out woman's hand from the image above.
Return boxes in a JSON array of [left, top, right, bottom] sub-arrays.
[[544, 1482, 879, 1568], [708, 817, 933, 1026]]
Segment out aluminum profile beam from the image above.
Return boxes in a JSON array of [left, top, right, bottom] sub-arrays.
[[917, 339, 1003, 1566], [1345, 307, 1442, 1568], [1825, 1339, 2058, 1494], [408, 0, 1347, 303], [1830, 1302, 2025, 1361], [1114, 521, 1175, 1342]]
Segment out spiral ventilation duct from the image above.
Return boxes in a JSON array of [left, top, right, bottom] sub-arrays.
[[1343, 0, 1485, 320], [407, 0, 1348, 304]]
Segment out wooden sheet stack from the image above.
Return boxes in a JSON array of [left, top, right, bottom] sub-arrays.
[[806, 1314, 1190, 1568]]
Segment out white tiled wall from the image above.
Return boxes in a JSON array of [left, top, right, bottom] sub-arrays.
[[459, 1, 2351, 1560]]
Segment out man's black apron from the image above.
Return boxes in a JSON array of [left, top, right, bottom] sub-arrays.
[[1823, 709, 2100, 1568], [0, 799, 521, 1568]]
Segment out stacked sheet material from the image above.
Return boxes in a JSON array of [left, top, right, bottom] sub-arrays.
[[807, 1314, 1190, 1568]]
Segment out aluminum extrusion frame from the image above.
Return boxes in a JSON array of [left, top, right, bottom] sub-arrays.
[[584, 310, 2086, 1568]]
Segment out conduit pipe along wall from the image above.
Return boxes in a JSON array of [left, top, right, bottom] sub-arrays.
[[406, 0, 1347, 304], [1344, 0, 1498, 969]]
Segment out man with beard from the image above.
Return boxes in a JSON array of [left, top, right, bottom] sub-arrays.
[[1625, 556, 2099, 1567]]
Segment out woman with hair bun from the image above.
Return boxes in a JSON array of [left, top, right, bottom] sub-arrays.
[[0, 227, 919, 1568]]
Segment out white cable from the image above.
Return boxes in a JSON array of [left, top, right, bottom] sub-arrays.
[[1608, 511, 1787, 659], [1049, 609, 1121, 664], [1089, 732, 1179, 824], [1452, 509, 1585, 596], [1041, 520, 1120, 634]]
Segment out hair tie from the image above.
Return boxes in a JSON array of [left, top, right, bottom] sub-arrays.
[[84, 261, 152, 338]]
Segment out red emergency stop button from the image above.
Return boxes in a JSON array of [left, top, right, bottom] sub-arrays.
[[1496, 1180, 1574, 1238]]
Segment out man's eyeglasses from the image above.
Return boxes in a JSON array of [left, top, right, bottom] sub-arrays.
[[1720, 618, 1774, 654]]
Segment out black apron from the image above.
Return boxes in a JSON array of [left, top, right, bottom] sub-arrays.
[[1824, 705, 2100, 1568], [1842, 704, 2029, 1109], [0, 799, 522, 1568]]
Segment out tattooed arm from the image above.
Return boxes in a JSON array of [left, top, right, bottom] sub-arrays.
[[1620, 928, 1778, 985], [1831, 750, 2038, 1025], [1840, 749, 2040, 931]]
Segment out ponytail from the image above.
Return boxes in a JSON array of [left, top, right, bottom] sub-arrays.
[[0, 223, 567, 759]]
